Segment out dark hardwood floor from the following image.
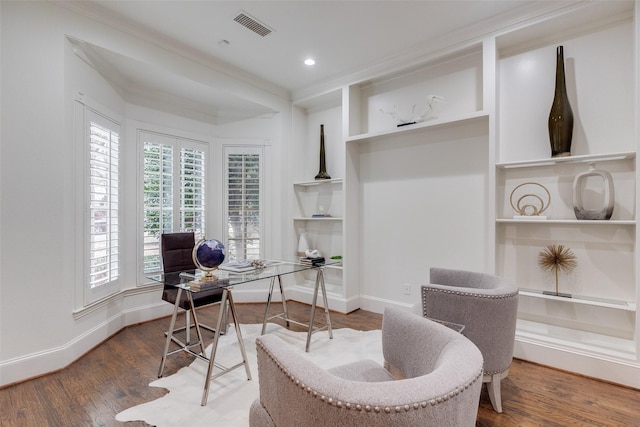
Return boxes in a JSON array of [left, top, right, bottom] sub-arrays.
[[1, 301, 639, 426]]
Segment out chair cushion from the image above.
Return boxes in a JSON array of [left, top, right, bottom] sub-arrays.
[[162, 285, 223, 309], [328, 359, 395, 382]]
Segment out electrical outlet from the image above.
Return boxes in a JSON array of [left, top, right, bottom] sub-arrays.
[[402, 284, 411, 295]]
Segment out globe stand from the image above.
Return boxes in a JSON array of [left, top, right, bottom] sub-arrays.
[[191, 238, 226, 283], [199, 268, 219, 282]]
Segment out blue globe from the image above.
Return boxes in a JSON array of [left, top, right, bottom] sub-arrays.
[[192, 239, 225, 273]]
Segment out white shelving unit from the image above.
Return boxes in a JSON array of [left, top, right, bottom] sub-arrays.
[[293, 178, 343, 259], [493, 1, 638, 386], [518, 289, 636, 311], [293, 178, 344, 186], [293, 179, 343, 220], [289, 90, 347, 311], [292, 178, 344, 298], [290, 0, 639, 387], [496, 152, 636, 169], [345, 111, 489, 144]]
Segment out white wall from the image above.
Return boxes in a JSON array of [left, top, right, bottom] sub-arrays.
[[355, 121, 490, 310], [0, 1, 288, 386]]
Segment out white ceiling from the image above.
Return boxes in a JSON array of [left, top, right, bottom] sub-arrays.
[[65, 0, 582, 123]]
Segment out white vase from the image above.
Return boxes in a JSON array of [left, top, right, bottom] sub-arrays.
[[572, 163, 614, 220], [297, 232, 310, 256]]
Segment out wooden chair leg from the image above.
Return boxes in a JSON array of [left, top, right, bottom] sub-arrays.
[[487, 373, 503, 413]]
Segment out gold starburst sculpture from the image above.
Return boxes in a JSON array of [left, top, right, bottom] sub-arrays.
[[538, 244, 577, 296]]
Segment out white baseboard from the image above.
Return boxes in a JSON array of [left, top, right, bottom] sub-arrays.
[[514, 337, 640, 389], [0, 298, 171, 387], [285, 285, 357, 313], [358, 294, 418, 315], [228, 287, 274, 304], [0, 286, 304, 386], [282, 286, 418, 315]]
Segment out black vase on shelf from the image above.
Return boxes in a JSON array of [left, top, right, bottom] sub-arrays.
[[548, 45, 574, 158], [314, 124, 331, 180]]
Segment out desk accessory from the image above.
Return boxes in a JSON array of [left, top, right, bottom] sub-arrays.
[[192, 238, 225, 281]]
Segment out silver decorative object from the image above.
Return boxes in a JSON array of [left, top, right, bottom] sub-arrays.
[[379, 95, 445, 127], [510, 182, 551, 219], [573, 163, 614, 220]]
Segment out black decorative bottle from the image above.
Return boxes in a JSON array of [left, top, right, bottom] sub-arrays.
[[315, 124, 331, 180], [548, 45, 574, 157]]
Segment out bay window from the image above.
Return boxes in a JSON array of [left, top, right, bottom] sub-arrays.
[[141, 131, 207, 274]]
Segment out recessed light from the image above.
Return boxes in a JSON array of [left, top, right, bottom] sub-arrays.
[[304, 58, 316, 66]]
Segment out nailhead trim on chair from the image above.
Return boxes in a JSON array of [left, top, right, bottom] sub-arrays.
[[257, 339, 483, 414], [422, 288, 519, 301], [483, 368, 510, 378]]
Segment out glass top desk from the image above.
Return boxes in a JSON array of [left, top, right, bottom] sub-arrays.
[[147, 259, 339, 406]]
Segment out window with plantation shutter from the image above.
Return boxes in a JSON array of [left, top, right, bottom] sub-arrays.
[[141, 132, 207, 274], [180, 148, 206, 237], [87, 112, 120, 299], [142, 142, 173, 272], [224, 146, 263, 260]]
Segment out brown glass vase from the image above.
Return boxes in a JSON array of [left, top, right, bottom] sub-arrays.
[[314, 124, 331, 180], [548, 45, 574, 158]]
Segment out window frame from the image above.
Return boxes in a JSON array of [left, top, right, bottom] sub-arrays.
[[138, 130, 209, 280], [223, 145, 264, 261], [77, 105, 122, 306]]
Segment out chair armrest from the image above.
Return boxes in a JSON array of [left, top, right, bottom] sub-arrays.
[[255, 333, 483, 427], [381, 307, 472, 378]]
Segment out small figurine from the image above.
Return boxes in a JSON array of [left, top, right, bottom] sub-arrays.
[[380, 95, 445, 126]]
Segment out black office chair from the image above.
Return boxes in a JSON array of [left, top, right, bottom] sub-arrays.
[[161, 232, 226, 347]]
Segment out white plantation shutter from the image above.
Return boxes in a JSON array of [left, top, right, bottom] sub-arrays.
[[225, 146, 263, 260], [143, 142, 173, 272], [180, 148, 206, 238], [141, 132, 207, 273], [87, 113, 120, 294]]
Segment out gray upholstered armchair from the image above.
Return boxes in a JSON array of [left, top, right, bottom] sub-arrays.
[[250, 307, 483, 427], [421, 267, 519, 413]]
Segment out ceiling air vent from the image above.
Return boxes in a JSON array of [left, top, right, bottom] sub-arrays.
[[233, 11, 273, 37]]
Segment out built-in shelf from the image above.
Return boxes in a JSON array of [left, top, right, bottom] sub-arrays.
[[294, 217, 342, 221], [287, 0, 639, 384], [516, 319, 637, 360], [497, 219, 636, 225], [496, 152, 636, 169], [294, 178, 343, 186], [519, 288, 636, 312], [345, 111, 488, 144], [493, 1, 638, 383]]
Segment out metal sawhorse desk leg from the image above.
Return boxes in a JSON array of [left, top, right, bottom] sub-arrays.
[[158, 288, 207, 378], [201, 287, 252, 406], [157, 287, 252, 406], [261, 266, 333, 352]]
